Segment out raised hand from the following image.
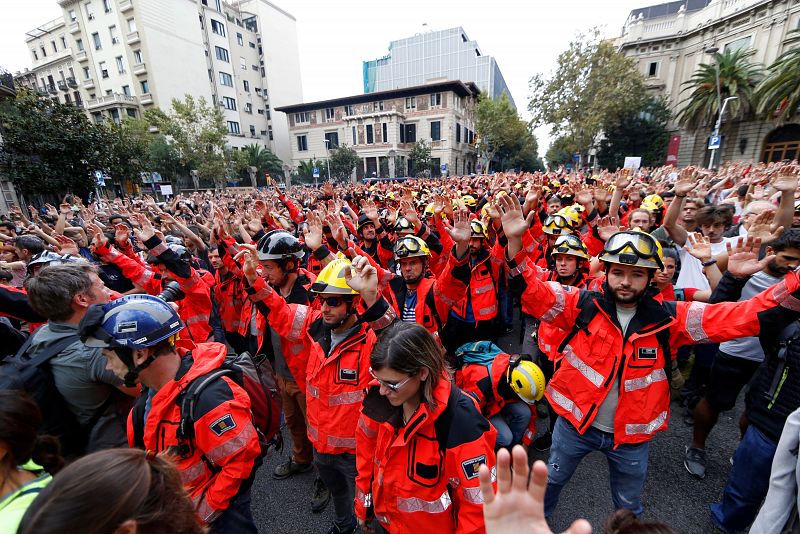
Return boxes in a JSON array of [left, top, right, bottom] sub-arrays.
[[114, 223, 130, 247], [674, 166, 697, 197], [325, 213, 349, 250], [86, 222, 107, 250], [303, 212, 324, 252], [233, 244, 260, 285], [685, 232, 713, 262], [595, 215, 621, 242], [479, 446, 592, 534], [442, 207, 472, 248], [400, 200, 420, 228], [747, 210, 784, 244], [344, 255, 378, 297], [133, 212, 155, 242], [771, 164, 800, 193], [362, 198, 379, 221], [726, 236, 774, 278], [574, 188, 594, 208], [496, 194, 534, 241], [614, 170, 633, 190], [55, 234, 80, 256]]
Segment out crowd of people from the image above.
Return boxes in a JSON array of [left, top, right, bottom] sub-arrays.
[[1, 160, 800, 534]]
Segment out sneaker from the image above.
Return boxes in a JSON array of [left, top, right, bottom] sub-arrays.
[[273, 459, 313, 480], [311, 476, 331, 513], [684, 446, 706, 479], [326, 519, 356, 534], [533, 432, 552, 452]]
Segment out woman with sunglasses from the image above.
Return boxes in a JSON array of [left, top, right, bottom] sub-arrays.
[[354, 322, 497, 534]]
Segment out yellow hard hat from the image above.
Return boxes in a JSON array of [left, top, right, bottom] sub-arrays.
[[542, 214, 573, 236], [423, 202, 435, 218], [506, 359, 546, 404], [599, 228, 663, 270], [643, 194, 664, 210], [470, 219, 488, 239], [394, 216, 415, 235], [461, 195, 478, 208], [550, 234, 590, 261], [641, 201, 661, 213], [310, 258, 358, 295], [394, 235, 430, 259], [557, 206, 582, 228]]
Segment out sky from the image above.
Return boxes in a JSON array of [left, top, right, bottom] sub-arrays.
[[2, 0, 648, 151]]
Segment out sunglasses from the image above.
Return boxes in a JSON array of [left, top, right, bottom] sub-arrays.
[[317, 296, 348, 307], [369, 367, 413, 392]]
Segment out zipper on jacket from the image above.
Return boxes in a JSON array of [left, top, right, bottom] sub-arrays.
[[768, 367, 789, 410]]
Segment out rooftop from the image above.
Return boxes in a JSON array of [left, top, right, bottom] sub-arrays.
[[627, 0, 711, 23], [275, 80, 480, 114]]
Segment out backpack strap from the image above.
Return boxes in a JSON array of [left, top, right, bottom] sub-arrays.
[[434, 384, 462, 453], [424, 289, 443, 332], [15, 334, 80, 369], [177, 368, 233, 441], [556, 298, 598, 354]]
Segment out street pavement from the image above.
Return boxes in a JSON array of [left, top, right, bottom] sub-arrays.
[[251, 322, 743, 534]]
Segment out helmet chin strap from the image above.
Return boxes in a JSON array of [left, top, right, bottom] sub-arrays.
[[328, 299, 356, 331], [116, 347, 158, 387]]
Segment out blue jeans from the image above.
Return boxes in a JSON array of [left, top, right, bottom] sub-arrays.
[[314, 451, 357, 529], [545, 417, 650, 517], [490, 402, 532, 448], [710, 425, 777, 533], [498, 285, 515, 329], [209, 483, 258, 534]]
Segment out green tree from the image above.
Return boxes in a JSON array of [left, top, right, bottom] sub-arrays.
[[296, 158, 327, 183], [596, 96, 672, 169], [408, 140, 432, 177], [677, 47, 763, 130], [0, 88, 106, 198], [328, 145, 361, 182], [476, 92, 542, 172], [99, 116, 152, 189], [242, 144, 284, 180], [529, 29, 647, 154], [148, 134, 185, 182], [545, 135, 579, 168], [755, 30, 800, 124], [145, 94, 228, 189]]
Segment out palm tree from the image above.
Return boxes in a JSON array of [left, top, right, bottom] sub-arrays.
[[242, 143, 284, 179], [676, 47, 763, 130], [755, 30, 800, 124]]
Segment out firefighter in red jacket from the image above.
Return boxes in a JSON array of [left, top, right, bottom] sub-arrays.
[[78, 294, 260, 532], [496, 192, 800, 518], [355, 321, 498, 534], [454, 344, 546, 449], [236, 246, 397, 534]]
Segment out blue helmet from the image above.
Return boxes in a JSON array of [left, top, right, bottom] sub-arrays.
[[80, 294, 184, 350]]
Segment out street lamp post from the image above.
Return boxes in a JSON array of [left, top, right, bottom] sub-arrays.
[[704, 46, 737, 170], [323, 139, 332, 183]]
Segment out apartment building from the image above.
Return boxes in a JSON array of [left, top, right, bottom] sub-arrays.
[[275, 80, 480, 181], [15, 0, 302, 162], [618, 0, 800, 166], [363, 27, 515, 108]]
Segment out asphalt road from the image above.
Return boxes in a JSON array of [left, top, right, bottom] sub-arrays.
[[251, 324, 743, 534]]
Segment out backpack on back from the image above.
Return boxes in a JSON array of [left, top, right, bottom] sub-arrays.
[[454, 341, 504, 368], [177, 351, 283, 456]]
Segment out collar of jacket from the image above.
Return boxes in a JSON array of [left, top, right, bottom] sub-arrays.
[[596, 281, 675, 338], [308, 317, 367, 355], [171, 341, 228, 391]]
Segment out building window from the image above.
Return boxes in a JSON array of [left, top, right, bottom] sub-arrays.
[[249, 41, 255, 48], [109, 25, 118, 44], [227, 121, 241, 134], [236, 32, 243, 46], [61, 36, 68, 49], [222, 96, 237, 110], [121, 85, 130, 96], [366, 124, 374, 144], [51, 40, 57, 53], [32, 49, 38, 61], [69, 9, 77, 21], [83, 66, 91, 79], [243, 80, 250, 92], [294, 112, 310, 123], [84, 1, 95, 19], [127, 17, 136, 32], [456, 123, 461, 143], [297, 135, 308, 151], [325, 132, 339, 149], [249, 125, 256, 136], [430, 120, 441, 141], [215, 46, 229, 62], [99, 61, 108, 78], [269, 126, 273, 140], [724, 35, 752, 53], [40, 46, 47, 58], [352, 126, 357, 145], [399, 123, 405, 143], [239, 57, 246, 70], [382, 122, 388, 143], [218, 71, 233, 86], [116, 55, 125, 73], [648, 62, 658, 77], [76, 38, 84, 51], [405, 124, 416, 143], [430, 93, 441, 107], [325, 107, 335, 121], [210, 19, 226, 36], [92, 32, 101, 50], [244, 103, 252, 113], [405, 97, 416, 110], [344, 105, 354, 116], [373, 101, 384, 111], [103, 0, 111, 12], [140, 80, 149, 93], [133, 49, 142, 63]]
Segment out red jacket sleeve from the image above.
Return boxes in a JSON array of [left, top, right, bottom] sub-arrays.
[[279, 193, 303, 224], [95, 242, 162, 295], [354, 412, 379, 521]]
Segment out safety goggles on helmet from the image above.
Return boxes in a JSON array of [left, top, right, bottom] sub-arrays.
[[542, 215, 573, 235], [394, 236, 430, 259], [369, 367, 413, 392], [310, 258, 358, 295], [600, 230, 664, 270], [394, 217, 414, 235], [550, 234, 589, 260], [470, 220, 488, 239]]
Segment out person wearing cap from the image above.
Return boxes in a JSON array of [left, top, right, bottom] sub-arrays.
[[235, 247, 396, 534], [77, 294, 261, 532], [355, 211, 393, 269], [496, 192, 800, 518], [455, 342, 546, 450]]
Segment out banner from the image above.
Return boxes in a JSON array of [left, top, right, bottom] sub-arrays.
[[665, 135, 681, 166]]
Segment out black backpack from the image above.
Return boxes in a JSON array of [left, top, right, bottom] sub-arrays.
[[0, 332, 112, 457]]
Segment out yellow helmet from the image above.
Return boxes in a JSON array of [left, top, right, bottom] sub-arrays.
[[557, 206, 582, 229], [643, 194, 664, 210], [641, 200, 661, 213], [598, 229, 663, 270], [506, 358, 546, 404], [394, 235, 430, 259], [542, 214, 573, 236], [470, 219, 488, 239], [394, 217, 415, 235], [461, 195, 477, 208], [423, 202, 435, 219], [310, 258, 358, 295], [550, 234, 590, 261]]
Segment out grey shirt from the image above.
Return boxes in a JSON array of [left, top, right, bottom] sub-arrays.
[[592, 305, 637, 433], [719, 270, 781, 363], [28, 322, 128, 452]]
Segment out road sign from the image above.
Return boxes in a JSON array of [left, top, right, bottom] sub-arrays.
[[572, 152, 581, 162], [708, 135, 721, 150], [440, 163, 447, 173], [476, 163, 482, 171], [312, 167, 320, 178], [94, 170, 105, 187]]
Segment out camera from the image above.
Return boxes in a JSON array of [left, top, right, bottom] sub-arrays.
[[158, 281, 185, 303]]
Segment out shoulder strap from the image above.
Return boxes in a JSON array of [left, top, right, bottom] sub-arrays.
[[16, 334, 80, 369], [556, 298, 598, 354], [434, 384, 462, 453], [424, 288, 443, 331], [177, 368, 233, 441]]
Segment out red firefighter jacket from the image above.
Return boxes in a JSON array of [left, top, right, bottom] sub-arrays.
[[355, 378, 497, 534], [452, 248, 500, 322], [507, 248, 800, 446], [127, 342, 260, 524], [244, 279, 397, 454]]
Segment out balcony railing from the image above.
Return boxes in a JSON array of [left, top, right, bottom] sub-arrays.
[[139, 93, 153, 105], [86, 93, 138, 110], [47, 83, 58, 94], [126, 31, 139, 44], [57, 80, 68, 91], [0, 70, 15, 98], [119, 0, 133, 12], [75, 50, 88, 62], [132, 62, 146, 75], [67, 77, 78, 88], [68, 21, 80, 34], [82, 78, 95, 89]]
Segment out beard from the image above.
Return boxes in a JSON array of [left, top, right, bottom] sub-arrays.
[[768, 259, 791, 277], [609, 284, 646, 305]]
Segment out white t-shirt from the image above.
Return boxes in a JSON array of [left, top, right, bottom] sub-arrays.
[[676, 236, 740, 290], [591, 305, 637, 433]]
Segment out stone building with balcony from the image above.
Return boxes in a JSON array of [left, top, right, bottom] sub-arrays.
[[618, 0, 800, 166], [275, 80, 480, 181], [15, 0, 303, 163]]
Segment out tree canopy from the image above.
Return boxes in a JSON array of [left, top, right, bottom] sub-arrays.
[[475, 92, 542, 172], [596, 96, 671, 169], [328, 145, 361, 182]]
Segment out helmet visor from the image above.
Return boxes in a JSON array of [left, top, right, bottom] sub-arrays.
[[395, 237, 422, 258], [603, 232, 661, 265]]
